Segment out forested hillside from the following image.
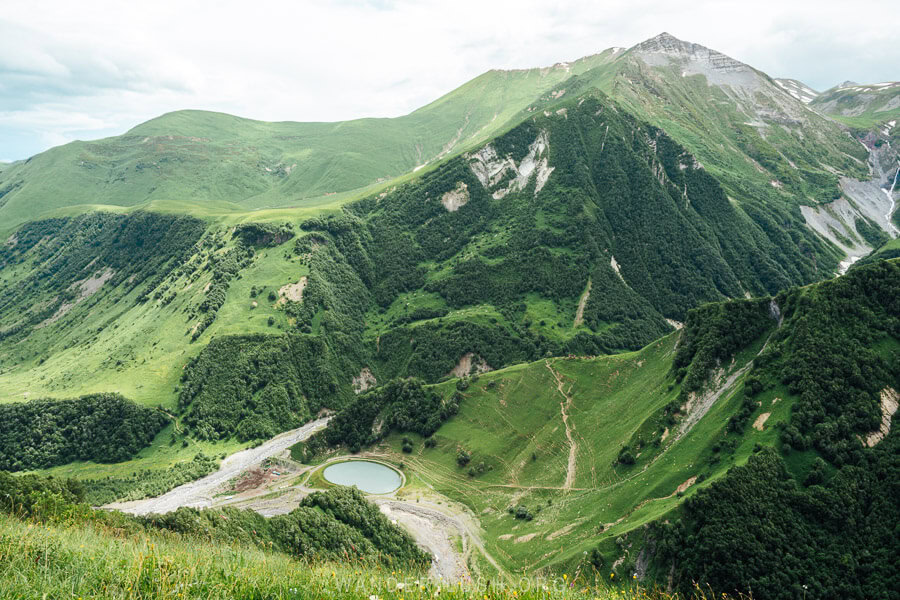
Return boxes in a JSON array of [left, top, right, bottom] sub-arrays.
[[0, 30, 897, 599], [291, 260, 899, 596], [0, 90, 870, 449], [648, 260, 900, 599], [0, 393, 168, 471], [0, 473, 428, 568], [142, 91, 852, 445]]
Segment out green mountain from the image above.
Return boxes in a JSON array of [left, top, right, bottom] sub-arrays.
[[3, 33, 895, 270], [0, 51, 620, 232], [0, 91, 846, 410], [811, 80, 900, 129], [3, 258, 897, 598], [1, 31, 899, 599], [305, 258, 899, 598]]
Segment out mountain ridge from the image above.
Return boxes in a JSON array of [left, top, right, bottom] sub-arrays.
[[2, 29, 899, 599]]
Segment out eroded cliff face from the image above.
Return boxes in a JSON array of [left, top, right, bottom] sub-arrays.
[[467, 129, 554, 199]]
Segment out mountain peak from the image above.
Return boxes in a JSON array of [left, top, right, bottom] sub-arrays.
[[633, 31, 698, 54], [641, 31, 684, 45], [630, 32, 752, 78]]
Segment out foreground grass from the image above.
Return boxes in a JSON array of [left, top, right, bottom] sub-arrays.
[[0, 514, 732, 600]]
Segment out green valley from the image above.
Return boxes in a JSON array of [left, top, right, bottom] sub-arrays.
[[1, 29, 898, 600]]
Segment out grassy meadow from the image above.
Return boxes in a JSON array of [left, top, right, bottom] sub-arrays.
[[0, 512, 737, 600], [367, 330, 790, 575]]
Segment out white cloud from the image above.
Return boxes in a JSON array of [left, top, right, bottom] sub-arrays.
[[1, 0, 897, 159]]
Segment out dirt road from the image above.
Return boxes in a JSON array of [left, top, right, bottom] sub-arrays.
[[105, 417, 330, 515], [376, 500, 470, 581], [104, 418, 494, 582], [376, 498, 505, 582]]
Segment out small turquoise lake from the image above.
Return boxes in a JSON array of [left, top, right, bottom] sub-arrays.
[[322, 460, 402, 494]]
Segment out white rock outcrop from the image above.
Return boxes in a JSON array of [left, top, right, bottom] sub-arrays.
[[467, 130, 554, 199]]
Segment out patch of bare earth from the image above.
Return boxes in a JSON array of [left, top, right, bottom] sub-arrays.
[[573, 278, 591, 327], [752, 412, 771, 431], [105, 418, 330, 515], [448, 353, 492, 378], [352, 368, 377, 394], [37, 267, 115, 327], [610, 256, 627, 285], [677, 364, 750, 441], [230, 467, 283, 493], [376, 501, 471, 581], [675, 476, 697, 494], [665, 318, 683, 330], [865, 387, 898, 447], [514, 533, 537, 543], [441, 181, 470, 212], [278, 276, 307, 305], [546, 522, 577, 541]]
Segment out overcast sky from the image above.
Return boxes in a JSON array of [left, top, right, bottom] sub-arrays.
[[1, 0, 897, 161]]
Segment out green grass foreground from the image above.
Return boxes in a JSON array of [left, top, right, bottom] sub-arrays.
[[0, 514, 739, 600]]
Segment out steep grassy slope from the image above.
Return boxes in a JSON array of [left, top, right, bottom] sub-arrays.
[[0, 93, 848, 436], [0, 511, 695, 600], [358, 331, 779, 575], [304, 259, 899, 594], [0, 53, 619, 232], [0, 34, 888, 267], [811, 81, 900, 129]]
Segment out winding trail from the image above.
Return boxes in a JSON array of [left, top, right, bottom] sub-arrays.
[[104, 421, 488, 582], [104, 417, 330, 515], [545, 361, 577, 489]]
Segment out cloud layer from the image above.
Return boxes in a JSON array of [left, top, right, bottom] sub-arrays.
[[1, 0, 898, 160]]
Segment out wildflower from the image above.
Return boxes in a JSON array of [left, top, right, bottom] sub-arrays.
[[610, 572, 615, 579], [396, 583, 405, 590], [633, 574, 637, 580]]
